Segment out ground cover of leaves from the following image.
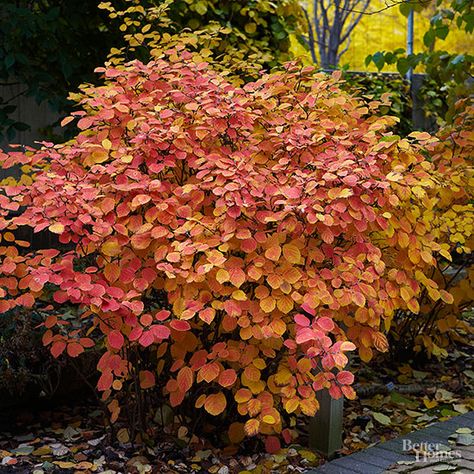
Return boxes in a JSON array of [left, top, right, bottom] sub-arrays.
[[0, 345, 472, 474]]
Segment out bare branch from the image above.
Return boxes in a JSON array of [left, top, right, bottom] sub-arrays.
[[339, 0, 433, 16], [301, 7, 318, 64], [340, 0, 370, 44]]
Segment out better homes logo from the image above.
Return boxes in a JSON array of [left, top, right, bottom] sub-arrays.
[[402, 440, 462, 462]]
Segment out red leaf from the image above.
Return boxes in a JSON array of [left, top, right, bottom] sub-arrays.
[[139, 370, 155, 389], [98, 371, 113, 391], [155, 310, 170, 321], [282, 428, 293, 444], [329, 383, 343, 399], [51, 341, 66, 358], [316, 317, 334, 332], [295, 328, 315, 344], [265, 436, 281, 454], [300, 303, 315, 317], [151, 324, 170, 340], [294, 313, 310, 327], [108, 330, 124, 350], [336, 370, 354, 385], [139, 330, 154, 347], [170, 320, 191, 331], [67, 342, 84, 357]]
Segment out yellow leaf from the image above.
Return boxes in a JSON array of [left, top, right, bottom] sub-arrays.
[[423, 398, 438, 409], [262, 415, 276, 424], [102, 138, 112, 150], [244, 23, 257, 34], [90, 150, 109, 164], [244, 418, 260, 436], [121, 154, 134, 163], [398, 232, 409, 248], [400, 287, 412, 303], [285, 398, 299, 413], [276, 295, 294, 314], [116, 427, 129, 443], [216, 269, 230, 284], [274, 368, 292, 385], [232, 290, 247, 301], [102, 239, 121, 257], [49, 223, 65, 234]]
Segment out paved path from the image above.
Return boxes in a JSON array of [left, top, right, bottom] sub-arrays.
[[309, 411, 474, 473]]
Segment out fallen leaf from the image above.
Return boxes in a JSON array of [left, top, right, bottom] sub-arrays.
[[372, 412, 391, 425]]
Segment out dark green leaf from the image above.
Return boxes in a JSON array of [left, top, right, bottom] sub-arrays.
[[396, 58, 410, 76], [372, 52, 385, 71], [423, 29, 436, 48], [435, 24, 449, 39]]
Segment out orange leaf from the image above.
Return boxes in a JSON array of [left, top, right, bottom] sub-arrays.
[[204, 392, 226, 416], [260, 296, 276, 313], [177, 366, 193, 393], [276, 295, 293, 314], [372, 332, 389, 352], [235, 388, 252, 403], [265, 245, 281, 262], [282, 244, 301, 264], [199, 362, 221, 383], [439, 290, 454, 304], [131, 194, 151, 209], [104, 263, 120, 283], [218, 369, 237, 388]]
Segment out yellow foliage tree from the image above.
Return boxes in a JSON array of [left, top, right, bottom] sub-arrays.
[[295, 0, 473, 70]]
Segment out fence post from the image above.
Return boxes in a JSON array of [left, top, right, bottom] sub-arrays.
[[308, 389, 344, 459]]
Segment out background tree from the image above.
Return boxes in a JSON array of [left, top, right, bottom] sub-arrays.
[[301, 0, 370, 68]]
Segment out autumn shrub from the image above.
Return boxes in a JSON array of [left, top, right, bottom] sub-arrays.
[[389, 100, 473, 358], [0, 51, 455, 448]]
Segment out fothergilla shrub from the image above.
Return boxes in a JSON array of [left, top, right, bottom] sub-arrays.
[[0, 51, 445, 448]]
